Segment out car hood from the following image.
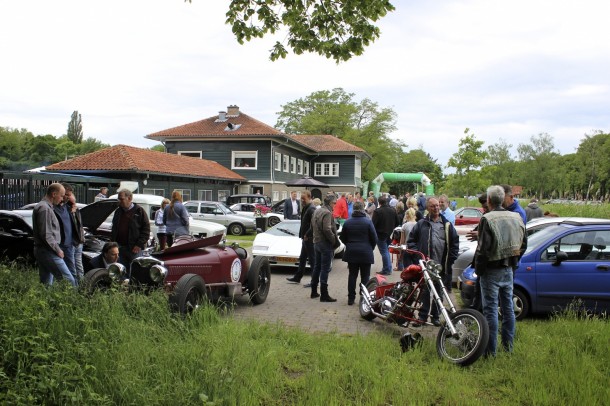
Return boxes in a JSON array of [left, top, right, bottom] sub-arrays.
[[80, 198, 119, 231]]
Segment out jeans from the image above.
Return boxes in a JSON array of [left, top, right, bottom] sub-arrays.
[[293, 240, 315, 281], [376, 236, 392, 274], [418, 280, 441, 322], [480, 266, 515, 356], [312, 241, 334, 286], [74, 243, 84, 280], [34, 246, 77, 287], [347, 263, 371, 300], [60, 244, 77, 281]]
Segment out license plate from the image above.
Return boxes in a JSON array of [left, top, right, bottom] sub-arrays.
[[275, 256, 296, 263]]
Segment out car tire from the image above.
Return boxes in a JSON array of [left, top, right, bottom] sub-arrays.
[[247, 256, 271, 304], [513, 288, 529, 321], [267, 216, 281, 227], [228, 223, 245, 236], [82, 268, 113, 295], [169, 274, 207, 315]]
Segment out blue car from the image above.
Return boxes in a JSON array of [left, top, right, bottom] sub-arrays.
[[458, 219, 610, 320]]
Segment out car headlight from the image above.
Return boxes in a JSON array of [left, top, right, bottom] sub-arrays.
[[150, 264, 168, 283], [107, 263, 126, 281]]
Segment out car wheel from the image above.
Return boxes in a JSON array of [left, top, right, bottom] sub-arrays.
[[247, 256, 271, 305], [82, 268, 113, 295], [268, 216, 281, 227], [513, 288, 529, 321], [169, 274, 207, 315], [229, 223, 245, 236]]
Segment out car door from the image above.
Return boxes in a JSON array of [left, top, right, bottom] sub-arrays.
[[185, 202, 205, 221], [533, 229, 610, 313], [202, 203, 230, 226]]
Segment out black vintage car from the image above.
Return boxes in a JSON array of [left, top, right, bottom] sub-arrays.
[[0, 199, 119, 268]]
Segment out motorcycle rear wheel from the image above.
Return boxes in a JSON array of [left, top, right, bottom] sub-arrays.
[[359, 278, 378, 321], [436, 309, 489, 366]]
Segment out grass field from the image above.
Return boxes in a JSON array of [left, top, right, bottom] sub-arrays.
[[1, 264, 608, 405]]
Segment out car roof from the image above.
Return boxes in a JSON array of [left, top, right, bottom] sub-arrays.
[[108, 193, 164, 204], [527, 217, 610, 227]]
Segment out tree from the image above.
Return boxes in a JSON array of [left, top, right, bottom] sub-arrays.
[[187, 0, 395, 62], [447, 128, 487, 197], [275, 88, 402, 182], [576, 131, 610, 200], [67, 110, 83, 144], [390, 148, 444, 194], [517, 133, 560, 198], [482, 138, 516, 185], [150, 144, 166, 153]]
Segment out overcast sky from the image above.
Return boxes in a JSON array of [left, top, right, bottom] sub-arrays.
[[1, 0, 609, 173]]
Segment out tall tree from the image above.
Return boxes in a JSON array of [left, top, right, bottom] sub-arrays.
[[517, 133, 560, 198], [193, 0, 396, 62], [391, 148, 444, 194], [275, 88, 402, 182], [447, 128, 487, 197], [483, 138, 516, 185], [67, 110, 83, 144], [576, 131, 610, 200]]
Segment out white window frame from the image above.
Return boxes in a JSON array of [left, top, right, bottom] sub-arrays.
[[304, 161, 310, 176], [297, 159, 303, 174], [281, 191, 288, 200], [283, 154, 289, 172], [218, 190, 230, 202], [174, 189, 192, 201], [290, 157, 297, 173], [274, 152, 282, 171], [143, 188, 165, 196], [231, 151, 257, 170], [314, 162, 339, 177], [198, 190, 212, 201], [272, 191, 280, 202], [178, 151, 201, 158]]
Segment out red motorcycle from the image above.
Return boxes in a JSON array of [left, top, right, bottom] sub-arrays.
[[359, 246, 489, 366]]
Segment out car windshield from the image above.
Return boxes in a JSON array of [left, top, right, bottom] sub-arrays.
[[266, 221, 300, 237], [219, 203, 236, 214]]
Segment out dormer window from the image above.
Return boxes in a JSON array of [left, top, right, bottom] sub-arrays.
[[225, 122, 242, 131]]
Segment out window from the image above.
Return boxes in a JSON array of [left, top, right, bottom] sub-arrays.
[[283, 154, 289, 172], [304, 161, 310, 176], [143, 188, 165, 196], [274, 152, 282, 171], [178, 151, 201, 158], [174, 189, 191, 201], [218, 190, 230, 202], [314, 162, 339, 177], [198, 190, 212, 201], [290, 157, 297, 173], [281, 191, 288, 200], [272, 191, 279, 202], [297, 159, 303, 174], [542, 231, 610, 261], [231, 151, 257, 169]]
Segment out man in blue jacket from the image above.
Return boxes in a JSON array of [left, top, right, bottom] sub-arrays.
[[408, 197, 459, 326], [501, 184, 527, 224]]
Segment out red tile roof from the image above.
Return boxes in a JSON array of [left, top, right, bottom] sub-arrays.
[[288, 134, 366, 153], [46, 145, 245, 181], [146, 112, 283, 139]]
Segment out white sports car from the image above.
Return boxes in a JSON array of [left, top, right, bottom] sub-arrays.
[[252, 220, 345, 268]]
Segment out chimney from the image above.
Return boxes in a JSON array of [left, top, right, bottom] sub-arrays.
[[227, 105, 240, 117], [217, 111, 227, 122]]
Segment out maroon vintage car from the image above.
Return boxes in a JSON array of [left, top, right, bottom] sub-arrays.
[[82, 234, 270, 314]]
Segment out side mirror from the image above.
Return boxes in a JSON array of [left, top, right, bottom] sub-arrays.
[[552, 250, 568, 266]]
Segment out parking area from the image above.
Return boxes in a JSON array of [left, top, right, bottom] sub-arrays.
[[231, 248, 458, 338]]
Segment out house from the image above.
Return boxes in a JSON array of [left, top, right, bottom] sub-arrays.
[[45, 144, 245, 202], [146, 105, 369, 202]]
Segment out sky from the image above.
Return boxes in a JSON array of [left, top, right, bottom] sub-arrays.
[[1, 0, 609, 173]]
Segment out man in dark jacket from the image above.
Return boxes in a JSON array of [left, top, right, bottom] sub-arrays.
[[111, 188, 150, 269], [408, 197, 459, 326], [341, 201, 378, 305], [525, 198, 543, 222], [372, 196, 399, 275], [287, 190, 316, 283], [283, 191, 300, 219], [311, 194, 339, 302], [89, 242, 120, 269]]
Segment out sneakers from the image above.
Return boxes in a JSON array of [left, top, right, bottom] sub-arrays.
[[376, 271, 392, 276]]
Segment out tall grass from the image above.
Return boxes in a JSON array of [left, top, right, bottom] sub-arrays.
[[1, 264, 608, 405]]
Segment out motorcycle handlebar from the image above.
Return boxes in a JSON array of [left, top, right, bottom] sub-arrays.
[[389, 245, 427, 260]]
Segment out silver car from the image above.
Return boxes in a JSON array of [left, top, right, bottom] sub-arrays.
[[185, 201, 256, 235]]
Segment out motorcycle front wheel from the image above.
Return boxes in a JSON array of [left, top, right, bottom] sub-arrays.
[[436, 309, 489, 367], [359, 278, 378, 321]]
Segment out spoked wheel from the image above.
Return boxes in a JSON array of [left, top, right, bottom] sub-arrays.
[[436, 309, 489, 366], [359, 278, 378, 321], [169, 274, 207, 315]]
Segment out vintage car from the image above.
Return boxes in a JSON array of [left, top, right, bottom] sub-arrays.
[[184, 200, 256, 236], [454, 207, 485, 226], [82, 234, 271, 314], [0, 199, 119, 266], [229, 203, 284, 227]]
